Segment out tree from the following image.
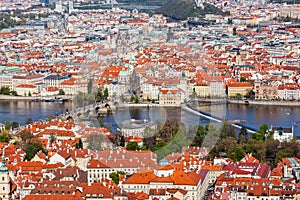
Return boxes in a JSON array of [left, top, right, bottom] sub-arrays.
[[11, 90, 18, 96], [95, 88, 103, 102], [97, 116, 102, 127], [0, 86, 10, 95], [238, 126, 248, 144], [86, 134, 104, 150], [240, 77, 246, 82], [48, 114, 55, 122], [28, 91, 31, 97], [19, 130, 34, 143], [87, 79, 93, 94], [227, 146, 245, 162], [126, 141, 139, 151], [76, 138, 83, 149], [4, 119, 10, 130], [104, 88, 109, 99], [24, 141, 44, 160], [252, 124, 268, 141], [58, 89, 65, 95], [109, 171, 125, 184], [24, 118, 33, 125], [0, 130, 12, 142], [49, 134, 56, 143], [11, 121, 19, 130]]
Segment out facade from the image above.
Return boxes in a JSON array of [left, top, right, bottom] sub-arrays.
[[12, 74, 44, 91], [0, 75, 13, 90], [210, 81, 225, 98], [227, 82, 252, 97], [159, 88, 182, 106], [254, 82, 278, 100], [15, 84, 39, 96], [272, 127, 293, 142], [118, 119, 158, 138], [44, 74, 67, 87], [277, 84, 300, 100], [122, 166, 204, 200], [194, 83, 210, 97]]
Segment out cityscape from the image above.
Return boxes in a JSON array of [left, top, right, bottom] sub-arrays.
[[0, 0, 300, 199]]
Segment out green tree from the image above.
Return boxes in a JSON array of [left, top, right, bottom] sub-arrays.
[[227, 146, 245, 162], [4, 119, 10, 130], [19, 130, 34, 143], [109, 171, 125, 184], [0, 130, 12, 142], [24, 118, 33, 125], [238, 126, 248, 144], [11, 90, 18, 96], [28, 91, 31, 97], [95, 88, 103, 102], [87, 79, 93, 94], [48, 114, 55, 122], [240, 77, 246, 82], [11, 121, 19, 130], [104, 88, 109, 99], [24, 141, 44, 160], [126, 141, 139, 151], [76, 138, 83, 149], [97, 116, 102, 127], [58, 89, 65, 95], [49, 134, 56, 143], [0, 86, 10, 95], [252, 124, 268, 141]]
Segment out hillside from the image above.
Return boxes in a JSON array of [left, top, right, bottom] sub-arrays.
[[156, 0, 230, 20]]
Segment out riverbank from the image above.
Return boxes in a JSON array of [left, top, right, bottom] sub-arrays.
[[0, 95, 73, 101], [117, 103, 181, 107], [228, 99, 300, 106]]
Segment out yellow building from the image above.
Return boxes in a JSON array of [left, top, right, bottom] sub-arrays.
[[227, 82, 253, 97], [194, 83, 210, 97]]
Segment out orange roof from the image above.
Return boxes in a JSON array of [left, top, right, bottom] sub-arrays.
[[23, 194, 83, 200]]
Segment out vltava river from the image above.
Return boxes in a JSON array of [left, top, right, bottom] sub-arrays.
[[0, 100, 299, 136]]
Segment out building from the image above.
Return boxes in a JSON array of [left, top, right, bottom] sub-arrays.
[[227, 82, 252, 97], [15, 84, 39, 96], [194, 82, 210, 97], [271, 126, 293, 142], [118, 119, 158, 138], [209, 80, 225, 98], [122, 166, 204, 199], [0, 155, 10, 200], [159, 88, 183, 106]]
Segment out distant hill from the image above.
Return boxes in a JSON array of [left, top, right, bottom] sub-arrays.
[[156, 0, 230, 20]]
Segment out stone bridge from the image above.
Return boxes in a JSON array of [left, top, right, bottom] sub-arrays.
[[63, 101, 118, 121]]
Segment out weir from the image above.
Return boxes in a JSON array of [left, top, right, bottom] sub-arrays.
[[183, 103, 257, 134]]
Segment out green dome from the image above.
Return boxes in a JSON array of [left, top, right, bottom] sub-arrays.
[[119, 68, 128, 76], [0, 156, 8, 173]]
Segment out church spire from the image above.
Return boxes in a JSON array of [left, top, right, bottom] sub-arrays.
[[0, 148, 8, 173]]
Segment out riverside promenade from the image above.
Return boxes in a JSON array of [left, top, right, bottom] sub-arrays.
[[228, 99, 300, 106]]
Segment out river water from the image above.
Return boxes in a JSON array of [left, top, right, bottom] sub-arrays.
[[0, 100, 299, 136]]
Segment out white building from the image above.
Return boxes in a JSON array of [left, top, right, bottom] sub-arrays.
[[271, 126, 293, 142], [209, 80, 225, 98], [122, 166, 206, 200]]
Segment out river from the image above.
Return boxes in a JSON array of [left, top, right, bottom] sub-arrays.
[[0, 100, 299, 136]]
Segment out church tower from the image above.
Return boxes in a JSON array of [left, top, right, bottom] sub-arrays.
[[0, 149, 10, 200]]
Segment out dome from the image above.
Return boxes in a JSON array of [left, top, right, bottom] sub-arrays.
[[119, 68, 128, 77], [0, 156, 8, 173]]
